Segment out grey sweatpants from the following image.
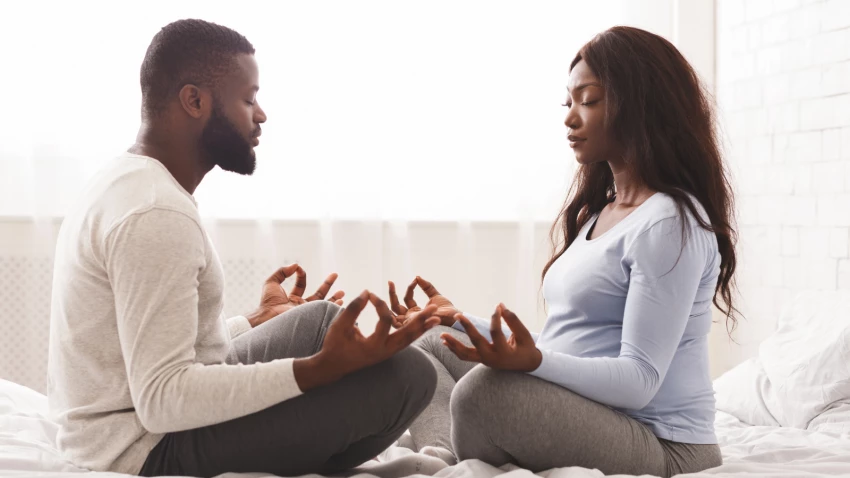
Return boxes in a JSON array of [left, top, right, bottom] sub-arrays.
[[139, 301, 438, 477], [410, 326, 722, 478]]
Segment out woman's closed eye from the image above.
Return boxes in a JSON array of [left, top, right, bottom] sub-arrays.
[[562, 100, 600, 107]]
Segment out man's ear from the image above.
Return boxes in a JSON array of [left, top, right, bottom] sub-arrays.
[[178, 84, 211, 119]]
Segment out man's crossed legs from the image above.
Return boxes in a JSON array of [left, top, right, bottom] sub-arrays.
[[140, 301, 437, 477]]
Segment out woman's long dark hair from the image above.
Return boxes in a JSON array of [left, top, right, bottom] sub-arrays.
[[543, 26, 740, 334]]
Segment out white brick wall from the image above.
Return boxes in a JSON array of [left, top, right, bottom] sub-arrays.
[[717, 0, 850, 364]]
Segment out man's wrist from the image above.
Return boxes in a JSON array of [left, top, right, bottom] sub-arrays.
[[293, 353, 344, 392], [245, 308, 275, 328]]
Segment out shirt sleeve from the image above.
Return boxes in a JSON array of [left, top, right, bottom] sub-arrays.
[[106, 208, 302, 434], [529, 217, 708, 410], [226, 315, 253, 339]]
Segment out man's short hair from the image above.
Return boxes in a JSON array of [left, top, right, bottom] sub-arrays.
[[140, 19, 255, 116]]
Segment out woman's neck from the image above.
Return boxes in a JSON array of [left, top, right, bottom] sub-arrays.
[[608, 160, 654, 207]]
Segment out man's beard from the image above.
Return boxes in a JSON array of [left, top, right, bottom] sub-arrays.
[[200, 104, 256, 175]]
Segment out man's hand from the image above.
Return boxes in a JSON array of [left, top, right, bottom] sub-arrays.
[[388, 276, 459, 328], [246, 264, 344, 328], [442, 303, 542, 372], [292, 290, 441, 391]]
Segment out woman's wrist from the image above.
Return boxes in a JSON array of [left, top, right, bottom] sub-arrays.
[[440, 310, 459, 327]]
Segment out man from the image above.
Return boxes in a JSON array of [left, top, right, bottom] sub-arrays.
[[47, 19, 439, 477]]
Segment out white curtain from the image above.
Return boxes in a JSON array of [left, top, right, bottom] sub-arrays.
[[0, 0, 681, 221], [0, 0, 701, 392]]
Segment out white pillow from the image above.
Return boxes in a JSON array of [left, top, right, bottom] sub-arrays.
[[715, 290, 850, 430], [759, 290, 850, 428], [0, 379, 88, 472], [807, 402, 850, 437], [713, 357, 780, 427]]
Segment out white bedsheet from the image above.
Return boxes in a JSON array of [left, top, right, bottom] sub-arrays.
[[2, 379, 850, 478]]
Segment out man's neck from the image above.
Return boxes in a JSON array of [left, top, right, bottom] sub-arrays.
[[130, 124, 212, 195]]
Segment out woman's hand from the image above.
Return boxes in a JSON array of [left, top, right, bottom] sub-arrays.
[[442, 304, 542, 372], [388, 276, 459, 328], [246, 264, 345, 327]]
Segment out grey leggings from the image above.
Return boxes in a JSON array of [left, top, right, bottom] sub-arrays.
[[139, 301, 437, 477], [410, 326, 722, 478]]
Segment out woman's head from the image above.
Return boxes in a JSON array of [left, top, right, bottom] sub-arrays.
[[563, 59, 616, 165], [545, 26, 740, 333]]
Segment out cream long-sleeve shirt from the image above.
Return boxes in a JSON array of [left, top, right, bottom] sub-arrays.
[[47, 153, 302, 474]]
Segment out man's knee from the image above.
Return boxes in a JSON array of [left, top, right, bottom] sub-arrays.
[[380, 347, 438, 412], [298, 300, 342, 324], [271, 300, 341, 331]]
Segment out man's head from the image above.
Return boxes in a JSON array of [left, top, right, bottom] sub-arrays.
[[140, 19, 265, 175]]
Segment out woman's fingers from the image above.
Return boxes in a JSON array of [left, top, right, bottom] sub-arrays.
[[489, 305, 508, 349], [454, 313, 493, 353], [499, 303, 534, 345], [441, 334, 482, 362]]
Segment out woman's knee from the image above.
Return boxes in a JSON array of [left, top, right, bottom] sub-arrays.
[[413, 325, 455, 353], [452, 366, 486, 420], [450, 366, 522, 463]]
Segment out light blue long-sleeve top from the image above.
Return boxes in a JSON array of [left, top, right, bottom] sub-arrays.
[[454, 193, 720, 444]]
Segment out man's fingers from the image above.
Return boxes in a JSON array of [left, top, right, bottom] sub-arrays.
[[334, 299, 345, 306], [415, 276, 440, 298], [388, 305, 438, 350], [267, 264, 301, 284], [442, 334, 482, 362], [404, 279, 418, 309], [335, 290, 370, 329], [499, 304, 534, 345], [289, 266, 308, 298], [305, 273, 338, 301], [370, 293, 396, 338]]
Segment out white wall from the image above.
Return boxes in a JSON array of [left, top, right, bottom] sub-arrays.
[[0, 0, 681, 223], [714, 0, 850, 374]]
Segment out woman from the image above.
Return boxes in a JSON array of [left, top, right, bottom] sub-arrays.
[[388, 26, 737, 477]]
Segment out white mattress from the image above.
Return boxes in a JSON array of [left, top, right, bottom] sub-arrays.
[[2, 379, 850, 478]]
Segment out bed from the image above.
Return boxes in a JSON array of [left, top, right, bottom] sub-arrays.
[[2, 291, 850, 478]]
